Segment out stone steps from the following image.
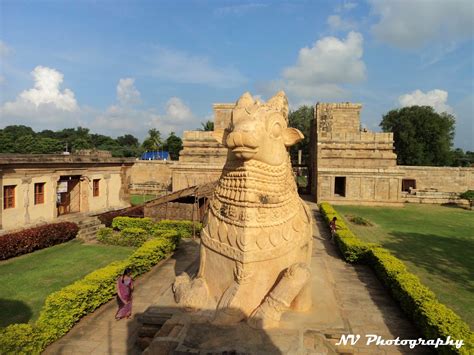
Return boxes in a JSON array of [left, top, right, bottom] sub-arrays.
[[76, 217, 105, 243]]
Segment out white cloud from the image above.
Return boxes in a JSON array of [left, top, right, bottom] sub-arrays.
[[268, 31, 366, 101], [165, 97, 194, 122], [92, 90, 196, 138], [0, 66, 79, 125], [0, 40, 12, 57], [398, 89, 454, 114], [327, 15, 357, 31], [149, 46, 247, 88], [370, 0, 474, 49], [117, 77, 141, 105]]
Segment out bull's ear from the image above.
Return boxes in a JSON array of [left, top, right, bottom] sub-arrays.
[[213, 129, 228, 146], [283, 127, 304, 147]]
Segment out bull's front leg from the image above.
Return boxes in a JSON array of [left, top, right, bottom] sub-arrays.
[[248, 262, 311, 329]]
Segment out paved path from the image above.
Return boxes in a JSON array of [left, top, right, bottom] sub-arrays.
[[45, 203, 427, 354]]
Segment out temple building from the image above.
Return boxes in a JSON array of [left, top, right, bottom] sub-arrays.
[[0, 152, 134, 231]]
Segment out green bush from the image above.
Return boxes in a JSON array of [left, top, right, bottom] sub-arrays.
[[111, 216, 154, 232], [319, 202, 473, 354], [97, 227, 114, 243], [348, 215, 372, 226], [0, 233, 179, 354], [153, 220, 202, 238], [119, 227, 148, 247], [319, 202, 375, 263]]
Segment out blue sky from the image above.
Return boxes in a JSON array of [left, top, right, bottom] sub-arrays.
[[0, 0, 473, 150]]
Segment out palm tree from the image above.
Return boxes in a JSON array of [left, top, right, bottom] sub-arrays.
[[199, 120, 214, 131], [142, 128, 162, 151]]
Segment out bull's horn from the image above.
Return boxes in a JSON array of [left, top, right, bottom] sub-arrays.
[[267, 91, 288, 119], [235, 92, 254, 108]]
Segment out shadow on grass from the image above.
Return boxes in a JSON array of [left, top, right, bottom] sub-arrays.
[[384, 232, 474, 293], [0, 299, 32, 327]]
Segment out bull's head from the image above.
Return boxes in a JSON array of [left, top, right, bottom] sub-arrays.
[[213, 91, 303, 166]]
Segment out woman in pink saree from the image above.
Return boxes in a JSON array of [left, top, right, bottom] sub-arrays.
[[115, 268, 134, 320]]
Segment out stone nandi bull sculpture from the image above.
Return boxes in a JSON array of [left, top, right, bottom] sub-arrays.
[[173, 91, 312, 328]]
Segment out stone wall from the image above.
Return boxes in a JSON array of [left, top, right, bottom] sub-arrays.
[[128, 160, 175, 194], [144, 201, 199, 221], [171, 164, 223, 191], [317, 168, 404, 206], [398, 166, 474, 193], [315, 103, 362, 134]]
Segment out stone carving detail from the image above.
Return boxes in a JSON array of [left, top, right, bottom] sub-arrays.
[[319, 107, 333, 133], [173, 91, 313, 328]]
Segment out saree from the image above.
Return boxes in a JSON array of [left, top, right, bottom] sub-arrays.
[[116, 276, 133, 319]]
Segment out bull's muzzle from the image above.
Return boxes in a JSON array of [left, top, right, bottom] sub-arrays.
[[226, 131, 259, 160]]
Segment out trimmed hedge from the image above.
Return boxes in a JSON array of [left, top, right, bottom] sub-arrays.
[[96, 205, 144, 227], [98, 218, 202, 247], [153, 219, 202, 238], [0, 222, 79, 260], [319, 202, 473, 354], [319, 203, 376, 263], [0, 232, 179, 354], [112, 216, 154, 232]]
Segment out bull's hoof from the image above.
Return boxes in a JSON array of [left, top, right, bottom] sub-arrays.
[[212, 308, 245, 325], [172, 275, 209, 311], [247, 296, 285, 329]]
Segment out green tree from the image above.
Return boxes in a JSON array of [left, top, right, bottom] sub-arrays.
[[380, 106, 455, 166], [142, 128, 162, 151], [199, 120, 214, 131], [288, 105, 313, 165], [2, 125, 35, 140], [34, 137, 64, 154], [116, 134, 139, 148], [164, 132, 183, 160]]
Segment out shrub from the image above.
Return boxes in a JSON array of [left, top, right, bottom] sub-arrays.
[[0, 222, 79, 261], [0, 232, 179, 354], [97, 205, 144, 227], [319, 202, 474, 354], [153, 220, 202, 238], [118, 227, 148, 247], [459, 190, 474, 209], [112, 216, 154, 232], [348, 215, 372, 226], [319, 203, 375, 263], [96, 227, 114, 244]]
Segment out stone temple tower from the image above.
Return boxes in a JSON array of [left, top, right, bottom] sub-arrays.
[[311, 103, 402, 205]]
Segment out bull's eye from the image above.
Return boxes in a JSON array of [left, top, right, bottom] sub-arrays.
[[270, 122, 282, 138]]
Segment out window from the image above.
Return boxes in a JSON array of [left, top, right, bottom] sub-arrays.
[[334, 177, 346, 197], [402, 179, 416, 192], [34, 182, 45, 204], [3, 185, 15, 209], [93, 179, 100, 197]]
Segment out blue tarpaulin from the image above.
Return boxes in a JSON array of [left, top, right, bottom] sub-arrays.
[[140, 151, 169, 160]]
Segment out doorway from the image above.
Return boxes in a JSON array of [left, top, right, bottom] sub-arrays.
[[334, 176, 346, 197], [57, 176, 81, 215]]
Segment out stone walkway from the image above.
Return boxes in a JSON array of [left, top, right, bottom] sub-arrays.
[[44, 203, 429, 354]]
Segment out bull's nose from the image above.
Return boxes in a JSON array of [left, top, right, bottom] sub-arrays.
[[226, 132, 259, 149]]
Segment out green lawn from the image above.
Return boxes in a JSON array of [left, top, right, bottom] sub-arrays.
[[130, 194, 158, 206], [334, 203, 474, 328], [0, 240, 133, 327]]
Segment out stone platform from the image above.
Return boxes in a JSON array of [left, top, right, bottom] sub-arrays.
[[45, 202, 429, 354]]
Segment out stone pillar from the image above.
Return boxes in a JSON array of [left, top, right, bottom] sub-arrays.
[[22, 177, 32, 225]]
